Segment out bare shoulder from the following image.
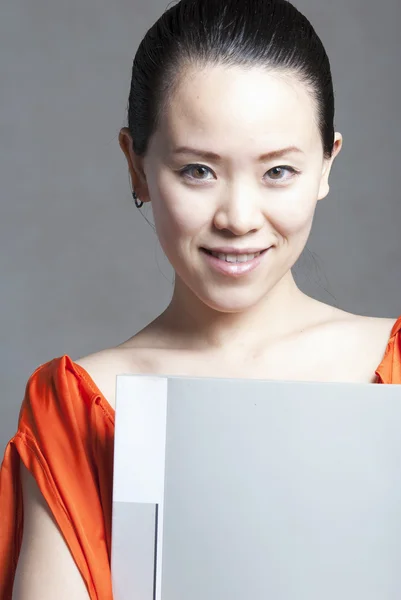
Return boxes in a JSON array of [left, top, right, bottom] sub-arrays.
[[344, 314, 397, 343], [74, 346, 149, 410], [324, 311, 396, 349], [353, 314, 397, 367], [320, 312, 398, 381]]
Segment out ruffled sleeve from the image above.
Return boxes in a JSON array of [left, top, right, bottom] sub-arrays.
[[375, 316, 401, 384], [0, 356, 114, 600]]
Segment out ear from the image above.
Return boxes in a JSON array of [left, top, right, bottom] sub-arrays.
[[118, 128, 151, 203], [317, 132, 343, 201]]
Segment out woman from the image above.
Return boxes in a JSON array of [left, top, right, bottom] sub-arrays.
[[1, 0, 400, 597]]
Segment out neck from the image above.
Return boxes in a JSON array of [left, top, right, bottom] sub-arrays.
[[158, 271, 317, 354]]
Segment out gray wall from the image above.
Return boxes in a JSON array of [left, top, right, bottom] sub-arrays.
[[1, 0, 400, 454]]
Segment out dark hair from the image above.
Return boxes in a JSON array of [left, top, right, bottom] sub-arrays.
[[128, 0, 335, 159]]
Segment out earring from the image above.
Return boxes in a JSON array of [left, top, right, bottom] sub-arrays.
[[132, 190, 144, 208]]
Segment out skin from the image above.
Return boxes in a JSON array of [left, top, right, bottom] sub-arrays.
[[130, 67, 341, 324], [112, 64, 395, 372], [14, 64, 397, 599]]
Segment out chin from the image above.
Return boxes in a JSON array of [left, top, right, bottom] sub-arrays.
[[197, 290, 264, 314]]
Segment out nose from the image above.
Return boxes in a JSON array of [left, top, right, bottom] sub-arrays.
[[213, 188, 265, 235]]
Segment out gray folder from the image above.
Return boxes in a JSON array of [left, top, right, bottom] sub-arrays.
[[111, 376, 401, 600]]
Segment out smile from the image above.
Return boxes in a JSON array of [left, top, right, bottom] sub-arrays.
[[201, 247, 270, 277], [208, 251, 262, 263]]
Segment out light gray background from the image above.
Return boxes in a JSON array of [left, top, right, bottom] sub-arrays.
[[1, 0, 400, 453]]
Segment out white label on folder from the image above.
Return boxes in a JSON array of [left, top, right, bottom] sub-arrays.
[[113, 375, 168, 503]]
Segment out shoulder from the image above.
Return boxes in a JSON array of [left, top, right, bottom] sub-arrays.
[[74, 346, 150, 411], [292, 304, 399, 382], [351, 314, 398, 346], [323, 313, 399, 382], [345, 314, 398, 342], [313, 306, 397, 344], [327, 311, 398, 352], [73, 337, 191, 411], [19, 355, 96, 437], [11, 356, 114, 598], [362, 314, 401, 383]]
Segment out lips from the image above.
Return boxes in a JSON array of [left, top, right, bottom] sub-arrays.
[[204, 249, 263, 263], [202, 247, 267, 255], [200, 246, 270, 277], [202, 247, 268, 261]]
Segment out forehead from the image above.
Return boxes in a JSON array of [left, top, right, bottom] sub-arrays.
[[159, 65, 320, 153]]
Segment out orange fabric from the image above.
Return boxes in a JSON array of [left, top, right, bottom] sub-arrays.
[[1, 317, 401, 599], [0, 356, 115, 599]]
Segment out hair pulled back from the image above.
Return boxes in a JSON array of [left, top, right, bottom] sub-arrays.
[[128, 0, 335, 159]]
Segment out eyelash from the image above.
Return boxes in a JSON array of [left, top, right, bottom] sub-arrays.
[[179, 164, 299, 185]]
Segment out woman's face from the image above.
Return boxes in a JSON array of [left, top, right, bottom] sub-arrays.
[[123, 65, 342, 313]]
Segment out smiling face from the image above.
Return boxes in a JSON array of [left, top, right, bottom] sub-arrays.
[[123, 64, 342, 313]]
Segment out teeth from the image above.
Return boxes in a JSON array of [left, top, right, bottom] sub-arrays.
[[211, 251, 261, 263]]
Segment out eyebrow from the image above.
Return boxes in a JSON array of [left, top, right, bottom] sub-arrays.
[[171, 145, 304, 161]]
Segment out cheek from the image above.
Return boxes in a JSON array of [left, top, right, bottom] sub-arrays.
[[151, 189, 210, 251], [270, 203, 315, 237], [267, 180, 319, 237]]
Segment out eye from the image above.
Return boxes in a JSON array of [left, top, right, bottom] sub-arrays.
[[179, 163, 299, 184], [266, 166, 297, 183], [179, 164, 213, 181]]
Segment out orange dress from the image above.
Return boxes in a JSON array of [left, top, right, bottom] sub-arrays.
[[1, 317, 401, 599]]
